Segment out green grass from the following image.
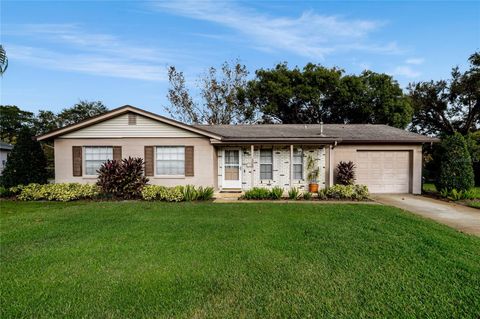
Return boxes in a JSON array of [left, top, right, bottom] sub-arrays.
[[1, 201, 479, 318]]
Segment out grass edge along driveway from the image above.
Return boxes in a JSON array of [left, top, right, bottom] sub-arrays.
[[1, 201, 479, 318]]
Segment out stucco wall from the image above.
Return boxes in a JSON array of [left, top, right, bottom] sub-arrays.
[[332, 144, 423, 194], [54, 137, 216, 187], [216, 145, 326, 191]]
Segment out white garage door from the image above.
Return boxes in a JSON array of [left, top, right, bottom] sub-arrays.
[[356, 151, 411, 193]]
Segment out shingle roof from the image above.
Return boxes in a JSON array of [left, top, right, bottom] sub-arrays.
[[0, 141, 13, 150], [194, 124, 437, 143]]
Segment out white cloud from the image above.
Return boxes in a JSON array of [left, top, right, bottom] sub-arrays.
[[391, 65, 421, 78], [8, 44, 166, 81], [405, 58, 424, 65], [152, 0, 401, 59], [3, 24, 181, 81]]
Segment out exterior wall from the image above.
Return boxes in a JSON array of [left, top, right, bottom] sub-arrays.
[[0, 149, 10, 175], [332, 144, 423, 194], [54, 137, 216, 187], [62, 114, 200, 138], [216, 145, 326, 191]]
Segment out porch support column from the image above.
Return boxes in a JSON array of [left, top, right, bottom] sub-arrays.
[[289, 145, 294, 188], [250, 144, 255, 188], [328, 145, 334, 187]]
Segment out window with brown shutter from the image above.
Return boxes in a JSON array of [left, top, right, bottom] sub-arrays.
[[72, 146, 82, 176], [144, 146, 154, 176], [185, 146, 194, 176], [113, 146, 122, 161]]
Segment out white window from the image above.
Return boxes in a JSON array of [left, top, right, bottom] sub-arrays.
[[260, 149, 273, 180], [156, 146, 185, 175], [293, 149, 303, 179], [84, 146, 113, 175]]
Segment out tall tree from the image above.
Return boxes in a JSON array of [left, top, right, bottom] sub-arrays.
[[408, 52, 480, 135], [245, 63, 412, 127], [0, 127, 48, 187], [166, 60, 257, 124], [58, 100, 108, 127], [0, 105, 34, 143]]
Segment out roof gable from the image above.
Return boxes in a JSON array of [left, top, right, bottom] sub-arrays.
[[37, 105, 222, 140]]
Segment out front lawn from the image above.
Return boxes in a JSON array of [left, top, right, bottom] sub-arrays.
[[1, 201, 479, 318]]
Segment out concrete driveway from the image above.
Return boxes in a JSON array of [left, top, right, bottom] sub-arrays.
[[374, 194, 480, 236]]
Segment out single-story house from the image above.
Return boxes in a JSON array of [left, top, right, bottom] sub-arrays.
[[0, 141, 13, 175], [37, 105, 438, 194]]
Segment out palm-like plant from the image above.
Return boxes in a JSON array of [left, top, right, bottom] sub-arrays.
[[0, 45, 8, 75]]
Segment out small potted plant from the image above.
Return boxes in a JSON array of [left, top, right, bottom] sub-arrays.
[[306, 154, 320, 193]]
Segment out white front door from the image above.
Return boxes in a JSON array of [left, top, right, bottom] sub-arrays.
[[223, 149, 242, 189]]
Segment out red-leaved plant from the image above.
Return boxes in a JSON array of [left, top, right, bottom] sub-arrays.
[[336, 161, 356, 185], [97, 157, 149, 199]]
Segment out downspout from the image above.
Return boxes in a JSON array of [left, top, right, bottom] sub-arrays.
[[290, 145, 293, 189], [250, 144, 254, 189]]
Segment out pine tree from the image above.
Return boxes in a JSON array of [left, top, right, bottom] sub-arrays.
[[1, 127, 48, 187]]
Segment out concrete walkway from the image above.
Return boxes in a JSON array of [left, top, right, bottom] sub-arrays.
[[374, 194, 480, 236]]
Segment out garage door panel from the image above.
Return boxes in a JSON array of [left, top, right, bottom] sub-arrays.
[[355, 151, 410, 194]]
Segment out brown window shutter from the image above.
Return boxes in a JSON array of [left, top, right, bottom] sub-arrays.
[[72, 146, 82, 176], [113, 146, 122, 161], [144, 146, 154, 176], [185, 146, 194, 176]]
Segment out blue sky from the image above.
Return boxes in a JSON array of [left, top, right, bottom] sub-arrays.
[[1, 0, 479, 115]]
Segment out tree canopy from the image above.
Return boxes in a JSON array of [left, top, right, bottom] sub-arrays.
[[408, 52, 479, 135], [244, 63, 412, 127], [0, 100, 108, 142]]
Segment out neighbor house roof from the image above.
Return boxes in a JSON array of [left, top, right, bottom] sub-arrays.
[[36, 105, 438, 144], [194, 124, 438, 144], [0, 141, 13, 150]]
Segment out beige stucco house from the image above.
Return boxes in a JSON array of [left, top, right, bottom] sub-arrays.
[[37, 105, 437, 194]]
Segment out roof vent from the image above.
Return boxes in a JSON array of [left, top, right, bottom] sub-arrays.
[[128, 113, 137, 125], [320, 122, 324, 136]]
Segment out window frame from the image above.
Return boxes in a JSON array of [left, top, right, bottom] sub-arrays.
[[154, 146, 186, 178], [83, 146, 113, 177], [293, 148, 304, 180], [259, 148, 273, 180]]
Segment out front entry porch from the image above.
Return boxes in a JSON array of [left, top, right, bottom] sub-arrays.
[[216, 144, 332, 192]]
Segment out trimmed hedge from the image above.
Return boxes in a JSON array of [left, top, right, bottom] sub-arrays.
[[141, 185, 214, 202], [323, 184, 369, 201], [17, 183, 100, 202]]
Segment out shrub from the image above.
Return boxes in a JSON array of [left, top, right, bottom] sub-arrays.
[[0, 186, 11, 198], [303, 191, 312, 200], [336, 161, 355, 185], [436, 133, 475, 192], [141, 185, 184, 202], [97, 157, 149, 199], [324, 184, 370, 201], [317, 188, 327, 200], [269, 187, 284, 199], [17, 183, 100, 201], [439, 188, 479, 201], [182, 185, 199, 201], [242, 187, 271, 200], [288, 187, 300, 200], [197, 186, 215, 201], [0, 127, 48, 188]]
